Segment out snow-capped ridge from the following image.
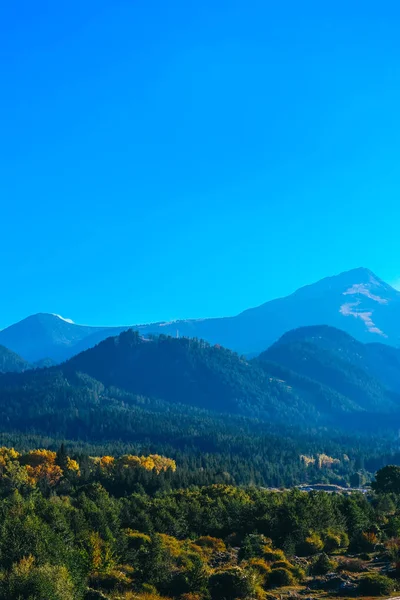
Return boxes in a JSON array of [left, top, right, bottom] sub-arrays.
[[51, 314, 75, 325]]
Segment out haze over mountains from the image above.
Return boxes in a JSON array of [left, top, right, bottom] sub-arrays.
[[1, 267, 399, 363]]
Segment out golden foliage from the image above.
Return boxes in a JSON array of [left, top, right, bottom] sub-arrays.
[[21, 449, 57, 467], [66, 457, 80, 473], [300, 454, 315, 466], [193, 536, 226, 557], [99, 455, 115, 470], [93, 453, 176, 474], [25, 463, 63, 486], [317, 454, 340, 469], [0, 446, 175, 486], [300, 453, 341, 469]]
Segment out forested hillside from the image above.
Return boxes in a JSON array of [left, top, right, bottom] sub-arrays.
[[0, 345, 30, 373], [0, 328, 400, 490], [1, 328, 400, 444]]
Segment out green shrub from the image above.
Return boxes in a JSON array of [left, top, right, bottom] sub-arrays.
[[350, 531, 378, 553], [194, 536, 226, 553], [300, 532, 324, 555], [323, 532, 341, 553], [6, 558, 75, 600], [239, 534, 271, 560], [89, 569, 132, 592], [209, 567, 259, 600], [246, 558, 271, 581], [268, 568, 294, 588], [263, 547, 286, 562], [358, 573, 395, 596], [311, 553, 335, 575], [125, 530, 152, 551], [291, 565, 306, 582]]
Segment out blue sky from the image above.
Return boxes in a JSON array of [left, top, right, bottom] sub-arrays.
[[1, 1, 400, 329]]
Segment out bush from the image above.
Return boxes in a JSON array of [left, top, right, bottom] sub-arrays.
[[311, 553, 335, 575], [89, 569, 132, 592], [194, 536, 226, 554], [263, 547, 286, 562], [209, 567, 259, 600], [239, 534, 271, 560], [350, 531, 378, 553], [6, 558, 75, 600], [299, 532, 324, 556], [358, 573, 395, 596], [291, 565, 306, 582], [323, 532, 342, 553], [246, 558, 271, 582], [268, 568, 294, 588], [125, 530, 152, 551], [339, 531, 350, 549]]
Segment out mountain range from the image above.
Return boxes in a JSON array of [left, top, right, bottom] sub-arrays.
[[1, 267, 399, 364], [0, 322, 400, 444]]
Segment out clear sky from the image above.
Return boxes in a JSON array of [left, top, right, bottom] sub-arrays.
[[1, 1, 400, 329]]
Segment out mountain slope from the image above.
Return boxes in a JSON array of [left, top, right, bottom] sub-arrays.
[[1, 267, 399, 362], [263, 324, 400, 394], [0, 345, 30, 373], [0, 326, 398, 441], [133, 268, 400, 355], [0, 313, 129, 363], [0, 328, 374, 440], [64, 330, 308, 418], [258, 325, 400, 412]]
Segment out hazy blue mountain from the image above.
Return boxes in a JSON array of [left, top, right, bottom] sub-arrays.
[[134, 267, 400, 356], [0, 313, 129, 363], [1, 267, 399, 362]]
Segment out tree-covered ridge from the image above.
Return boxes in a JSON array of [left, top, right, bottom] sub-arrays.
[[65, 330, 293, 416], [2, 327, 399, 429], [263, 324, 400, 394], [259, 325, 400, 412], [0, 344, 30, 373]]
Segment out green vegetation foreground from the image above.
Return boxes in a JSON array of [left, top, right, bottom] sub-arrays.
[[2, 446, 400, 599]]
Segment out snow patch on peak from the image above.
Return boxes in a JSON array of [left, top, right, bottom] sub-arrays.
[[339, 301, 387, 337], [51, 314, 75, 325], [343, 283, 389, 304]]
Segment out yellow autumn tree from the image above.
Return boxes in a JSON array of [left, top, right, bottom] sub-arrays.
[[66, 457, 80, 474], [0, 447, 20, 472], [20, 449, 62, 486], [99, 456, 115, 470]]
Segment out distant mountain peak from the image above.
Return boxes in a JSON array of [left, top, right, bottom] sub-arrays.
[[1, 268, 400, 362]]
